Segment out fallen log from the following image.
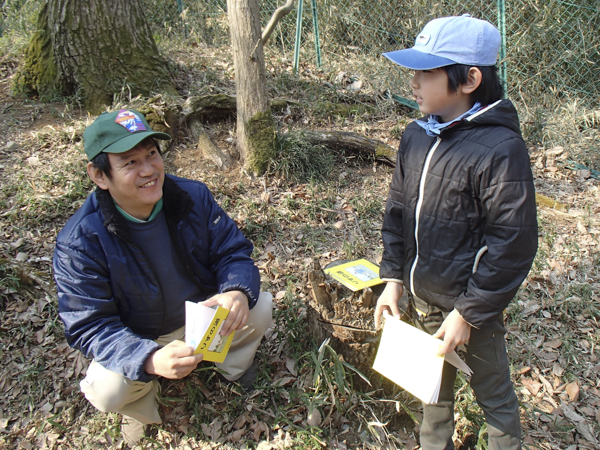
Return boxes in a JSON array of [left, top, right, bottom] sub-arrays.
[[188, 118, 233, 170], [299, 129, 396, 164], [181, 94, 237, 122], [140, 95, 397, 168]]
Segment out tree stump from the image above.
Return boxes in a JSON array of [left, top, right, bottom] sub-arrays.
[[307, 259, 386, 390]]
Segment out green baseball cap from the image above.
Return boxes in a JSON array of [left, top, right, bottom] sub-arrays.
[[83, 109, 171, 160]]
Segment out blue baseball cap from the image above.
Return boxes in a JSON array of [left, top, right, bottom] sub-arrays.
[[383, 15, 501, 70]]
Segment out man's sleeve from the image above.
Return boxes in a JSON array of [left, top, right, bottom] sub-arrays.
[[454, 136, 538, 327], [202, 189, 261, 308], [380, 142, 406, 282], [54, 241, 160, 382]]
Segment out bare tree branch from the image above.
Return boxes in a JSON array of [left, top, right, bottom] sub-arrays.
[[262, 0, 295, 44]]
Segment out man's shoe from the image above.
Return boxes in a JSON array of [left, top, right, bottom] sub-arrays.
[[220, 359, 259, 392], [236, 359, 259, 391], [121, 417, 147, 447]]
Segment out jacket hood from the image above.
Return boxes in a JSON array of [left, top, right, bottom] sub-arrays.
[[441, 99, 522, 137]]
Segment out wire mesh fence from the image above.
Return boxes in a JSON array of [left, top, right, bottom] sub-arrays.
[[142, 0, 600, 113], [2, 0, 598, 139]]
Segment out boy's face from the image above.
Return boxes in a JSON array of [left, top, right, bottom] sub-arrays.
[[410, 69, 473, 123]]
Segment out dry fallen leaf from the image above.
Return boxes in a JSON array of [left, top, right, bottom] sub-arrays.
[[539, 374, 554, 396], [285, 357, 298, 376], [233, 412, 248, 430], [544, 339, 563, 349], [517, 366, 531, 375], [566, 382, 579, 402], [522, 379, 542, 396], [307, 408, 322, 427], [552, 363, 565, 377], [228, 429, 245, 442]]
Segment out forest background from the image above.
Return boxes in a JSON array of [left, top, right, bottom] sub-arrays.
[[0, 0, 599, 449]]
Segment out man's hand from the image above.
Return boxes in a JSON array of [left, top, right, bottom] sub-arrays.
[[374, 282, 404, 329], [202, 290, 249, 336], [433, 309, 472, 356], [144, 340, 204, 379]]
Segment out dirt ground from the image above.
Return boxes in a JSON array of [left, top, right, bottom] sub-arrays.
[[1, 49, 599, 450]]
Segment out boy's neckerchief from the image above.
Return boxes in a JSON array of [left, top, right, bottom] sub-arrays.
[[416, 102, 482, 137]]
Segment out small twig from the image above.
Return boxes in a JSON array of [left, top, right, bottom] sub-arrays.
[[249, 38, 262, 60], [318, 207, 365, 242]]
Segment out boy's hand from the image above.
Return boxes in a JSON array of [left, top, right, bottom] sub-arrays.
[[374, 282, 404, 328], [202, 290, 249, 336], [433, 309, 471, 356], [144, 340, 204, 379]]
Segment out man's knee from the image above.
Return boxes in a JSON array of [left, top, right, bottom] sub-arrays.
[[248, 291, 273, 333], [80, 362, 153, 413]]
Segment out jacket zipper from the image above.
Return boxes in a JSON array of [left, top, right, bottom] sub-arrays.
[[409, 137, 442, 298]]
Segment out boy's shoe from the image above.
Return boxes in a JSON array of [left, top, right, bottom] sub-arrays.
[[121, 417, 148, 447]]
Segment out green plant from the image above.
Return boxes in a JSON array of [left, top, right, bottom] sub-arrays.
[[270, 131, 336, 183], [454, 372, 487, 448], [0, 262, 20, 303]]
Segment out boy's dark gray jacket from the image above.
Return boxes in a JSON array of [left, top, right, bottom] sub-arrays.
[[53, 175, 260, 382], [380, 99, 538, 328]]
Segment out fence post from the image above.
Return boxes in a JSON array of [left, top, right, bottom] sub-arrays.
[[176, 0, 189, 38], [311, 0, 322, 68], [293, 0, 304, 74], [497, 0, 507, 94]]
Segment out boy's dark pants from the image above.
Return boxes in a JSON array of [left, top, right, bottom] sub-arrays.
[[410, 297, 521, 450]]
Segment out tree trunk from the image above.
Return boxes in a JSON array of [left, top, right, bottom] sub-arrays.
[[227, 0, 276, 174], [306, 260, 383, 390], [17, 0, 174, 113], [306, 259, 408, 392]]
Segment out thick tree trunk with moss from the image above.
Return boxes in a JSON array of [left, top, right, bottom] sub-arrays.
[[17, 0, 174, 113], [227, 0, 276, 174]]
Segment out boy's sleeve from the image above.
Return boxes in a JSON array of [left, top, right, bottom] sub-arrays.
[[454, 136, 538, 327], [380, 141, 406, 282]]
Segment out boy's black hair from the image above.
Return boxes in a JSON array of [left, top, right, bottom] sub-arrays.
[[442, 64, 504, 106], [90, 138, 161, 180]]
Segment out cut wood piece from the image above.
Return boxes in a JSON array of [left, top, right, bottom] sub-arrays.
[[299, 130, 396, 163], [188, 118, 233, 170]]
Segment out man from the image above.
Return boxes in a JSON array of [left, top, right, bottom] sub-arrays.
[[53, 109, 273, 444]]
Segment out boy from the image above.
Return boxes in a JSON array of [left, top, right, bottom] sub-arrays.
[[374, 15, 538, 449]]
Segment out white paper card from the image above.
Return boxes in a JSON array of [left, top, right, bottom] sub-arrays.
[[185, 301, 217, 349], [372, 313, 472, 404]]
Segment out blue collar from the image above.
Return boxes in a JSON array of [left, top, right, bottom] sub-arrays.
[[416, 102, 482, 137]]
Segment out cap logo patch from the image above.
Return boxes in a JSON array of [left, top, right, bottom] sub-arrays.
[[115, 109, 146, 133], [415, 34, 430, 46]]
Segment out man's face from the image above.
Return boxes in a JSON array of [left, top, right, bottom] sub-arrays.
[[91, 139, 165, 220]]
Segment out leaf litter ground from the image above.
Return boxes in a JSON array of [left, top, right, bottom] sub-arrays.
[[0, 50, 599, 449]]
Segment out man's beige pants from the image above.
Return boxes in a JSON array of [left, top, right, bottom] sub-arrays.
[[80, 292, 273, 424]]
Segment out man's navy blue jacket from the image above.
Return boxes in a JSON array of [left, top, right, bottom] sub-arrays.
[[53, 175, 260, 382]]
